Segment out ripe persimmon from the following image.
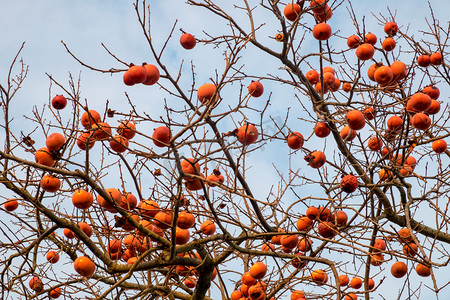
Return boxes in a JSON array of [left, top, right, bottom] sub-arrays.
[[152, 126, 172, 147], [4, 199, 19, 211], [78, 222, 93, 237], [123, 234, 142, 252], [237, 123, 258, 145], [175, 227, 190, 245], [305, 69, 320, 84], [370, 253, 385, 266], [29, 276, 43, 292], [180, 33, 196, 49], [123, 65, 147, 85], [387, 115, 403, 131], [72, 189, 94, 210], [318, 221, 337, 238], [46, 133, 65, 151], [340, 174, 358, 193], [107, 239, 122, 253], [181, 158, 201, 179], [373, 238, 387, 252], [374, 66, 394, 86], [432, 139, 447, 153], [398, 227, 413, 242], [231, 290, 244, 300], [347, 35, 361, 49], [109, 135, 129, 153], [200, 220, 216, 235], [97, 188, 122, 212], [49, 286, 62, 298], [120, 193, 138, 210], [378, 168, 392, 181], [76, 132, 95, 150], [333, 210, 348, 227], [249, 261, 267, 280], [306, 206, 319, 220], [80, 110, 101, 129], [248, 81, 264, 97], [206, 172, 225, 187], [323, 66, 334, 74], [310, 0, 327, 13], [314, 122, 330, 138], [64, 228, 75, 239], [280, 233, 299, 249], [306, 150, 326, 168], [291, 290, 306, 300], [46, 250, 60, 263], [117, 121, 136, 140], [51, 95, 67, 110], [314, 81, 329, 94], [384, 21, 399, 36], [283, 3, 301, 21], [391, 261, 407, 278], [390, 61, 407, 80], [184, 277, 197, 288], [296, 216, 313, 232], [409, 92, 432, 112], [403, 242, 418, 257], [177, 211, 195, 229], [339, 274, 350, 286], [345, 293, 358, 300], [318, 206, 331, 221], [350, 277, 363, 289], [347, 110, 365, 130], [313, 23, 332, 41], [425, 99, 440, 115], [356, 43, 375, 60], [40, 175, 61, 193], [340, 126, 357, 141], [74, 256, 96, 277], [197, 83, 216, 104], [297, 237, 313, 252], [142, 64, 160, 85], [417, 54, 431, 67], [35, 147, 55, 167], [382, 37, 396, 51], [416, 263, 431, 277], [410, 113, 431, 130], [311, 269, 328, 285], [364, 32, 377, 45], [422, 85, 440, 100], [153, 211, 173, 230], [287, 132, 304, 149], [342, 82, 352, 92], [430, 52, 442, 65], [92, 122, 112, 140], [248, 285, 264, 299], [367, 136, 383, 151]]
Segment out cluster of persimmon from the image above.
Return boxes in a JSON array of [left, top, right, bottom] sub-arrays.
[[123, 63, 160, 86], [367, 227, 432, 282], [230, 262, 269, 300], [305, 66, 342, 95], [30, 174, 221, 294]]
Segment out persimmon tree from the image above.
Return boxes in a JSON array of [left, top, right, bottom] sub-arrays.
[[1, 1, 449, 299]]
